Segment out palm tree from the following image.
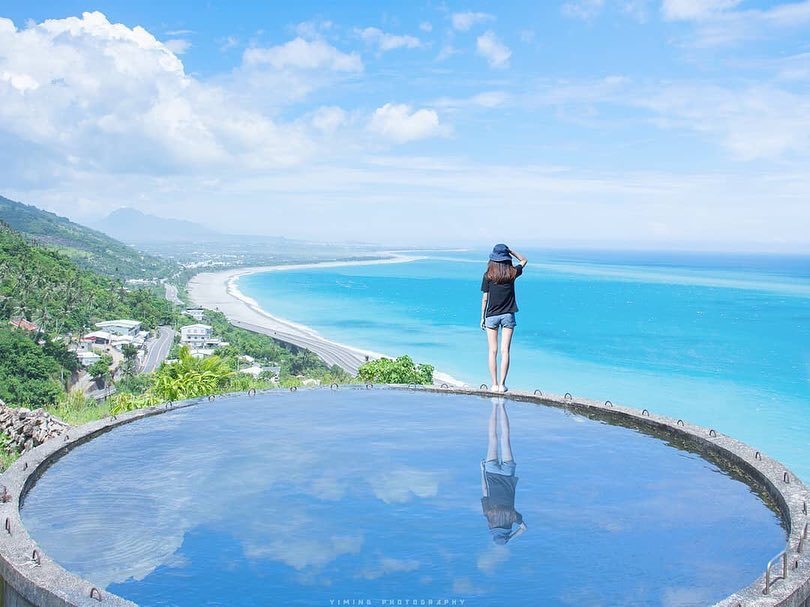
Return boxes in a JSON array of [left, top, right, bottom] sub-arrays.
[[152, 346, 233, 401]]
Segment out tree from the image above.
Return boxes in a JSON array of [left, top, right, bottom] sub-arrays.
[[357, 355, 433, 385], [87, 354, 113, 387], [0, 327, 63, 406], [120, 343, 139, 379]]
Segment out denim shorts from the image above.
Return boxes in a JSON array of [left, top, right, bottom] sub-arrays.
[[484, 459, 517, 476], [485, 313, 516, 329]]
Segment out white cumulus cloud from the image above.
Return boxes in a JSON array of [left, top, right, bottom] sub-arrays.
[[369, 103, 441, 143], [661, 0, 742, 21], [358, 27, 421, 51], [451, 11, 494, 31], [243, 37, 362, 71], [0, 11, 312, 174], [562, 0, 606, 20], [310, 106, 348, 132], [476, 31, 511, 68], [163, 38, 191, 54]]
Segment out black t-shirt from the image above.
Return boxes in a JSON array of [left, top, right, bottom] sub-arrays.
[[481, 265, 523, 317], [481, 472, 523, 527]]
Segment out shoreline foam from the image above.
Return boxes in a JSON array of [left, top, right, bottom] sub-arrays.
[[187, 255, 466, 386]]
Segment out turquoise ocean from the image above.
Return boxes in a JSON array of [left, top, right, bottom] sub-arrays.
[[239, 250, 810, 480]]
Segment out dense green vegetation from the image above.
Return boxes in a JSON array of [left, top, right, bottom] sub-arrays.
[[0, 222, 175, 334], [0, 327, 70, 407], [358, 355, 434, 385], [0, 195, 174, 279]]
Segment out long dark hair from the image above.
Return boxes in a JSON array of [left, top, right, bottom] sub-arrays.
[[485, 260, 517, 284], [484, 504, 522, 529]]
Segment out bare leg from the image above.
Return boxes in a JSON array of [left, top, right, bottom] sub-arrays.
[[499, 327, 514, 389], [497, 400, 514, 462], [486, 399, 498, 461], [486, 327, 499, 390]]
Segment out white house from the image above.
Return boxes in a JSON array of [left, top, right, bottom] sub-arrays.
[[180, 324, 225, 349], [95, 320, 142, 337], [183, 309, 205, 322], [77, 351, 101, 367]]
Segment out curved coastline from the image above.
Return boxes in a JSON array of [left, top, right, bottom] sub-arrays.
[[187, 255, 466, 386]]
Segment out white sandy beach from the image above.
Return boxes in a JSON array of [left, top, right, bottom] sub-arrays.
[[186, 256, 465, 386]]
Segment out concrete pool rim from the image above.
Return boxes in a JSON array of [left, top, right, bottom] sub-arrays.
[[0, 385, 806, 607]]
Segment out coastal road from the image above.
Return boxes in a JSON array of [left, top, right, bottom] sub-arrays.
[[230, 319, 367, 375], [142, 325, 175, 373], [187, 266, 463, 386], [163, 282, 183, 307]]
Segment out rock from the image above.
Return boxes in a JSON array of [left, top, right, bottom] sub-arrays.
[[0, 403, 70, 455]]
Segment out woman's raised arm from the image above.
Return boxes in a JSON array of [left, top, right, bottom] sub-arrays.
[[509, 248, 528, 267]]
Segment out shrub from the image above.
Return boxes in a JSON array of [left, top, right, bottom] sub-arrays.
[[151, 346, 233, 401], [357, 355, 433, 385], [109, 391, 161, 415]]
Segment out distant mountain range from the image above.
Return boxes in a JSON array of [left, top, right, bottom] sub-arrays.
[[0, 196, 174, 279], [93, 208, 222, 243]]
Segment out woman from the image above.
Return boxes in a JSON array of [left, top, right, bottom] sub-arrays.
[[481, 396, 527, 544], [480, 244, 528, 393]]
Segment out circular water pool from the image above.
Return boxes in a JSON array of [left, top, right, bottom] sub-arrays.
[[21, 388, 784, 606]]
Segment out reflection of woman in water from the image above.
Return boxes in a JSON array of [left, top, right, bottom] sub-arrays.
[[481, 397, 527, 544]]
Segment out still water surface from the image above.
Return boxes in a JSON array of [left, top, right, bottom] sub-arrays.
[[23, 389, 783, 606]]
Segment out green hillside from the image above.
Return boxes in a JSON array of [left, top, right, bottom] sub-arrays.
[[0, 195, 174, 278], [0, 222, 175, 335], [0, 221, 178, 408]]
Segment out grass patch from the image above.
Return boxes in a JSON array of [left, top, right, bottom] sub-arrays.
[[0, 434, 19, 472]]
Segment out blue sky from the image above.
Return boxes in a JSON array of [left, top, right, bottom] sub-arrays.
[[0, 1, 809, 250]]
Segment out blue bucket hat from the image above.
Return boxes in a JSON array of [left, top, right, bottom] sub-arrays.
[[489, 243, 511, 262]]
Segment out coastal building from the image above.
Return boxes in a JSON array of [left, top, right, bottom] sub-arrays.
[[8, 318, 39, 332], [183, 309, 205, 322], [77, 351, 101, 367], [180, 324, 225, 349], [95, 320, 142, 337], [81, 330, 113, 346]]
